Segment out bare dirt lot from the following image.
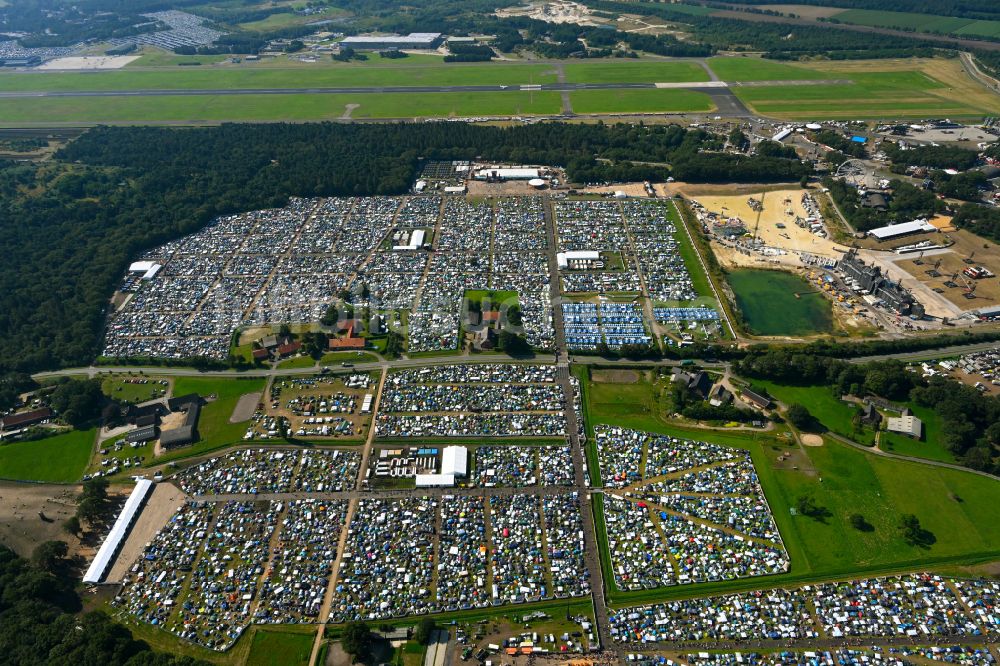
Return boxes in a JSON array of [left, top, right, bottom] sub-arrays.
[[106, 482, 186, 583], [0, 482, 81, 557], [591, 369, 641, 383]]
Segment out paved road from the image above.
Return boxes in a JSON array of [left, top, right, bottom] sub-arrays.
[[845, 340, 1000, 364], [0, 78, 850, 100]]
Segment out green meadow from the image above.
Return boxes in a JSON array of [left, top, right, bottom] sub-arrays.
[[0, 91, 563, 124], [570, 89, 714, 114], [562, 60, 708, 84], [0, 428, 94, 483], [0, 63, 558, 92]]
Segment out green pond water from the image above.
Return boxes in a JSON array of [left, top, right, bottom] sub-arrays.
[[727, 269, 833, 336]]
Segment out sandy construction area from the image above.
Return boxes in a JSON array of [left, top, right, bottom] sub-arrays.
[[105, 482, 186, 583], [38, 56, 141, 70], [692, 189, 848, 268]]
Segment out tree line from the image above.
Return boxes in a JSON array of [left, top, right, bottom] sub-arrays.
[[0, 543, 210, 666]]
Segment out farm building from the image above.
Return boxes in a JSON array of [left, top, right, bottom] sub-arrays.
[[0, 407, 53, 432], [160, 394, 202, 448], [887, 414, 923, 439]]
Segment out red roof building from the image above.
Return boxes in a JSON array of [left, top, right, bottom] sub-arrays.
[[0, 407, 53, 432]]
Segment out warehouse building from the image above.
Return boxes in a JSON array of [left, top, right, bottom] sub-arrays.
[[339, 32, 442, 50]]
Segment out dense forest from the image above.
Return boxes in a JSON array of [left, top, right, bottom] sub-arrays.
[[0, 122, 806, 383], [0, 544, 210, 665]]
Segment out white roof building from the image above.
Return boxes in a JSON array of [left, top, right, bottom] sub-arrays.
[[415, 473, 456, 487], [441, 445, 468, 477], [867, 219, 936, 240], [83, 479, 154, 584], [557, 250, 600, 269], [887, 415, 923, 438]]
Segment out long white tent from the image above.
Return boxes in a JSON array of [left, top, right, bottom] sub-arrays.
[[83, 479, 154, 584]]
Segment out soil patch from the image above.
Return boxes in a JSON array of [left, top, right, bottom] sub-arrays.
[[231, 392, 262, 423], [0, 482, 81, 558], [801, 433, 824, 446], [591, 369, 641, 384]]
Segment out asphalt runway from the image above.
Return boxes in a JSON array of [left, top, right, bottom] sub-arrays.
[[0, 79, 848, 101]]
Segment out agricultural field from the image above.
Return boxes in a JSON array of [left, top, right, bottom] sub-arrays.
[[0, 428, 94, 483], [570, 88, 715, 114], [0, 91, 564, 125]]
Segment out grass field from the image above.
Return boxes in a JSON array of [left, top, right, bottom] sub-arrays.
[[155, 377, 265, 463], [0, 91, 563, 124], [570, 88, 714, 114], [706, 57, 826, 82], [277, 356, 318, 369], [752, 380, 874, 445], [728, 59, 1000, 120], [562, 61, 708, 84], [578, 370, 1000, 605], [100, 375, 169, 404], [831, 8, 1000, 40], [246, 628, 314, 666], [0, 428, 94, 483], [0, 64, 558, 92]]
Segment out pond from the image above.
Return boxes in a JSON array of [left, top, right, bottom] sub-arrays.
[[727, 269, 833, 336]]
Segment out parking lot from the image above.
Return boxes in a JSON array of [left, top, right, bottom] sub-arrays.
[[104, 195, 562, 359]]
